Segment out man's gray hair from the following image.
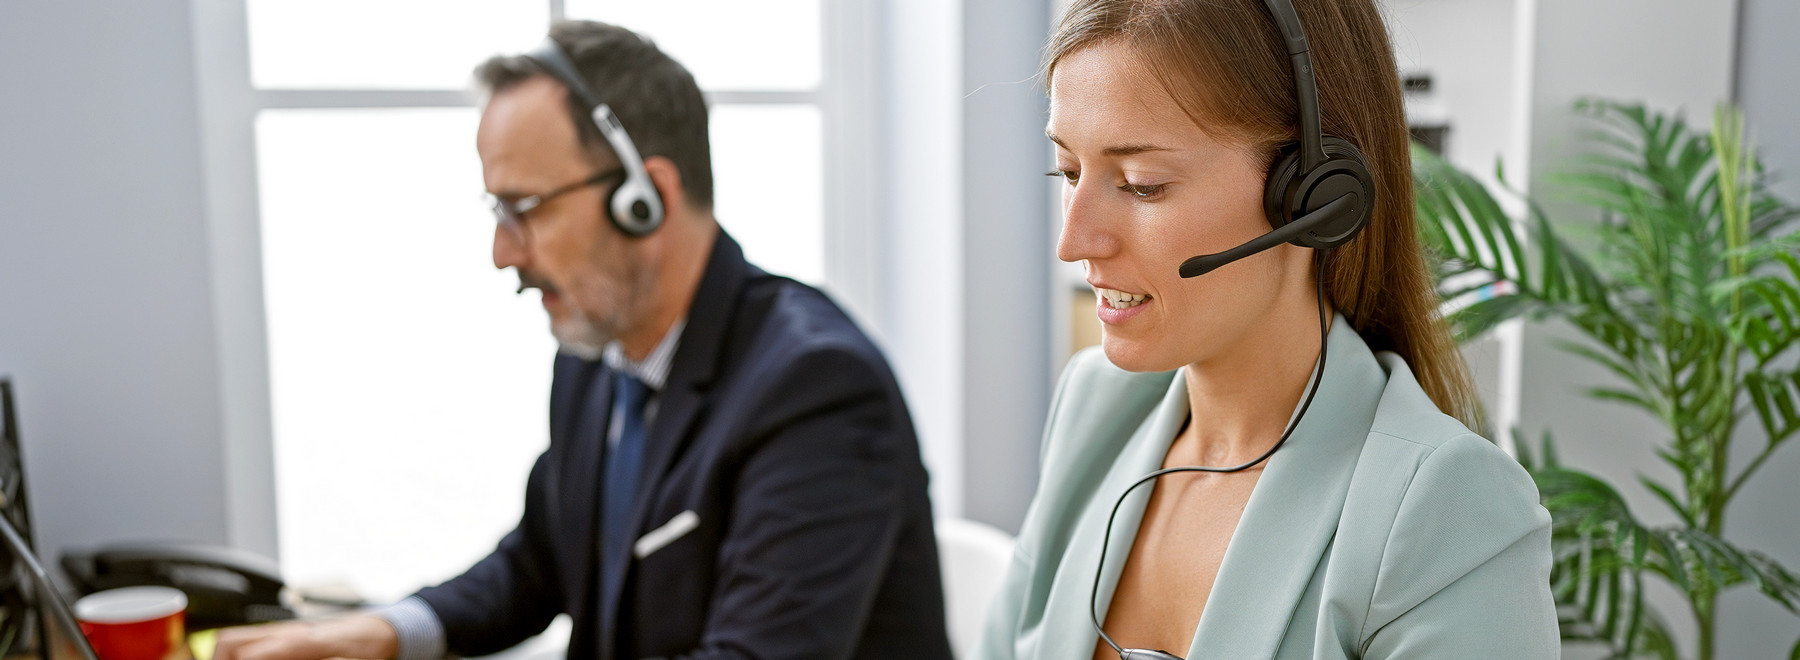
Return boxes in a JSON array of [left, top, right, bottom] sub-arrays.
[[476, 20, 714, 209]]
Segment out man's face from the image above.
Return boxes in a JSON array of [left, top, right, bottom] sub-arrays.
[[479, 76, 654, 359]]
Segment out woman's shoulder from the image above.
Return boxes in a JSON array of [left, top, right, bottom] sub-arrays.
[[1339, 351, 1551, 631], [1352, 351, 1542, 524]]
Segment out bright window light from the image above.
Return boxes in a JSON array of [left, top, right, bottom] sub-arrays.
[[709, 104, 825, 284], [247, 0, 548, 89], [257, 108, 558, 602], [564, 0, 821, 90], [247, 2, 830, 608]]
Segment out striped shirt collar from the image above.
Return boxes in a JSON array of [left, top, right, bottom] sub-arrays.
[[602, 318, 685, 392]]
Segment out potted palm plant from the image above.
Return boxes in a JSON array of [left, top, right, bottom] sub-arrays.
[[1412, 100, 1800, 659]]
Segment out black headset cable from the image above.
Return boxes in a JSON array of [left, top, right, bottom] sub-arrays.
[[1090, 249, 1333, 660]]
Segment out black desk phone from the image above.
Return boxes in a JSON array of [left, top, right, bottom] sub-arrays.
[[60, 543, 297, 630]]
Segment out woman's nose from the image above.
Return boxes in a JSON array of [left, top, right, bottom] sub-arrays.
[[1056, 181, 1119, 263]]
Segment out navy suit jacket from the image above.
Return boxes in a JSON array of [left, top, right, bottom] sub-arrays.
[[415, 231, 952, 659]]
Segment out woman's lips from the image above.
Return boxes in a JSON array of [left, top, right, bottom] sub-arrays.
[[1093, 287, 1151, 325]]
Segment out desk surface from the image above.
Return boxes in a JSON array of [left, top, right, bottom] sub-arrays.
[[11, 626, 213, 660]]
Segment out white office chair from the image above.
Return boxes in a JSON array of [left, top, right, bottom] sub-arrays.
[[936, 517, 1016, 659], [476, 519, 1018, 660]]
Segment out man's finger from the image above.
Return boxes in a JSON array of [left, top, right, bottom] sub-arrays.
[[211, 626, 272, 660]]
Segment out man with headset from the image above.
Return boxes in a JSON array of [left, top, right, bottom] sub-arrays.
[[215, 20, 952, 660]]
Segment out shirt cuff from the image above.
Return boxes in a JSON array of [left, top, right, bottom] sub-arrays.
[[373, 596, 447, 660]]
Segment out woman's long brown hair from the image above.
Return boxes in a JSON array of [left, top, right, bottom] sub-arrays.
[[1046, 0, 1483, 430]]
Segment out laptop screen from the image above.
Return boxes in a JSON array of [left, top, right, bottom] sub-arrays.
[[1, 378, 100, 660]]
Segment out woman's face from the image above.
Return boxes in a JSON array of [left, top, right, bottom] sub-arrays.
[[1049, 40, 1312, 373]]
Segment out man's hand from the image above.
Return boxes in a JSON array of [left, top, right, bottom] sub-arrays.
[[211, 615, 399, 660]]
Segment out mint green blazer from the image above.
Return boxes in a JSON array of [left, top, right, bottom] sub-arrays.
[[977, 315, 1559, 659]]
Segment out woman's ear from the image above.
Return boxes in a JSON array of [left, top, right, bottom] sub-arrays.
[[642, 155, 686, 216]]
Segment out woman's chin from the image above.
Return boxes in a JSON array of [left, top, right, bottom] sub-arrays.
[[1099, 335, 1183, 373]]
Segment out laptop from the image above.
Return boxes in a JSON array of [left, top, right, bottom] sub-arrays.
[[1, 378, 101, 660]]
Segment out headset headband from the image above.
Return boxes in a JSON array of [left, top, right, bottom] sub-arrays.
[[523, 39, 665, 236], [1261, 0, 1326, 172]]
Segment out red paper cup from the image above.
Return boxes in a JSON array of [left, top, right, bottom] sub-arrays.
[[74, 586, 189, 660]]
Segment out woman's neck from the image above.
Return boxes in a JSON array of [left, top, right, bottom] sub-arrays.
[[1177, 296, 1333, 468]]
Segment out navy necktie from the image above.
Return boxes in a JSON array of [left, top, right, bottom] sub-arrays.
[[602, 371, 649, 609]]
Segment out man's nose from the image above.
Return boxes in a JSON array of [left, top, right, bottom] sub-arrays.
[[493, 223, 528, 270]]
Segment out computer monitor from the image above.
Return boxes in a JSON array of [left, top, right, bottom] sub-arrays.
[[0, 378, 100, 660]]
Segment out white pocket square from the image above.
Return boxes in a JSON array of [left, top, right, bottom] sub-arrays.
[[634, 510, 699, 559]]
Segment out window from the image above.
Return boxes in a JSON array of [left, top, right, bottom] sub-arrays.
[[257, 107, 554, 600], [241, 0, 839, 602]]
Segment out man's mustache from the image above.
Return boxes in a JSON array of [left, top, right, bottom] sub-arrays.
[[516, 271, 558, 295]]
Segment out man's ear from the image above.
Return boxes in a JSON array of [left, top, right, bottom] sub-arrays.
[[642, 156, 686, 215]]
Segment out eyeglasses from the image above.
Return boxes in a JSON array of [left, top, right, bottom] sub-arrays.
[[487, 169, 625, 244]]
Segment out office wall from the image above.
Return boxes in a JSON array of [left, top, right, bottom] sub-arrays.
[[1725, 0, 1800, 650], [878, 0, 1054, 533], [1738, 0, 1800, 203], [0, 0, 233, 565], [1386, 0, 1519, 183], [878, 0, 969, 522], [958, 0, 1053, 533]]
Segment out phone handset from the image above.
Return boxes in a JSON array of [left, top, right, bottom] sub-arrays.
[[60, 543, 296, 630]]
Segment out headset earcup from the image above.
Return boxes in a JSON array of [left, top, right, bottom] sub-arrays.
[[1262, 137, 1375, 249], [602, 181, 623, 234], [1296, 138, 1374, 248], [1263, 144, 1305, 231], [606, 178, 663, 237]]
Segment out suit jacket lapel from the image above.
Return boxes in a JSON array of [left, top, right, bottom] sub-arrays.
[[597, 229, 749, 655], [552, 357, 610, 658], [1186, 315, 1386, 658], [550, 355, 593, 446], [536, 356, 608, 660]]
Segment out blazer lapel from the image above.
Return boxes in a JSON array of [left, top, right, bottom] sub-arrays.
[[597, 229, 748, 654], [1038, 370, 1192, 658], [1186, 315, 1387, 658]]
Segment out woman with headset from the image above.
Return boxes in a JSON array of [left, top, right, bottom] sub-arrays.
[[977, 0, 1559, 658]]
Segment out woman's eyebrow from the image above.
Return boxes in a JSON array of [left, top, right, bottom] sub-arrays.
[[1101, 143, 1174, 156], [1045, 131, 1175, 156]]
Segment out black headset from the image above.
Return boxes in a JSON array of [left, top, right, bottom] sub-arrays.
[[1092, 1, 1365, 657], [523, 39, 666, 237], [1177, 0, 1374, 278]]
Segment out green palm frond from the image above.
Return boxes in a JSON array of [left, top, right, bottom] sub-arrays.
[[1642, 526, 1800, 613], [1532, 454, 1800, 655], [1730, 367, 1800, 504], [1419, 100, 1800, 659], [1716, 246, 1800, 365], [1411, 142, 1614, 342], [1519, 431, 1664, 657], [1748, 197, 1800, 240], [1745, 369, 1800, 449], [1532, 456, 1670, 658]]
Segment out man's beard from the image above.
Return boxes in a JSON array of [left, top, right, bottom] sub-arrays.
[[550, 307, 608, 360], [519, 271, 609, 360]]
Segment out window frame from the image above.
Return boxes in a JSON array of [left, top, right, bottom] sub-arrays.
[[192, 0, 877, 562]]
